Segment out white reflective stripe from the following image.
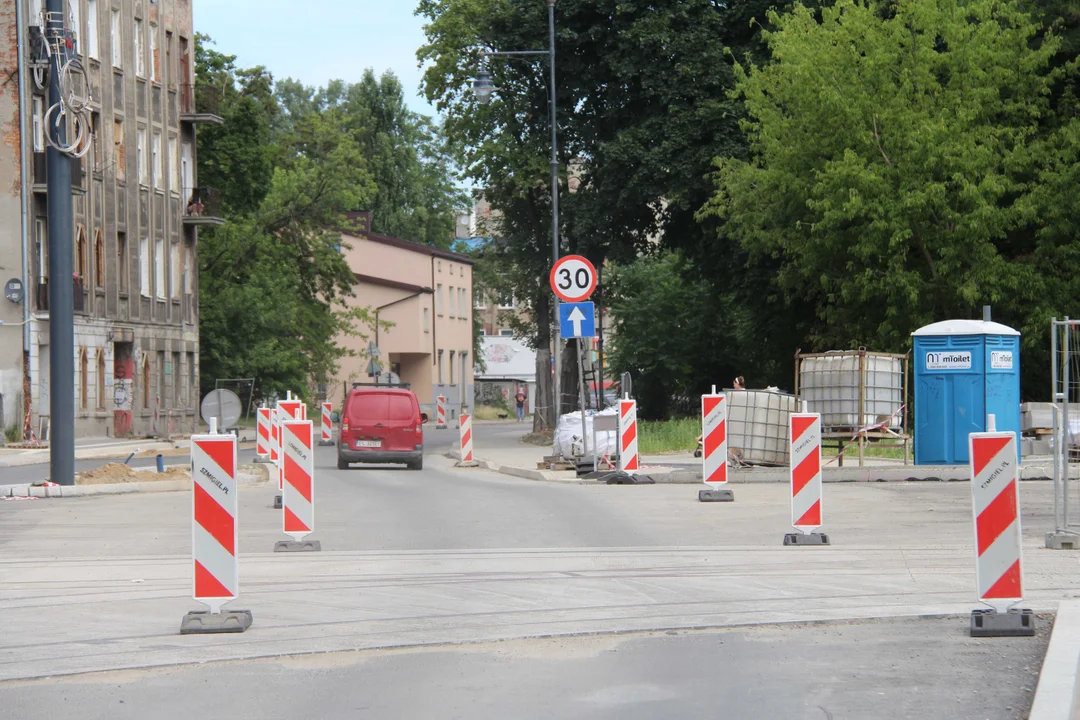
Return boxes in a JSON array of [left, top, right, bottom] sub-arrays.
[[193, 521, 237, 598], [977, 521, 1022, 599], [972, 436, 1018, 516]]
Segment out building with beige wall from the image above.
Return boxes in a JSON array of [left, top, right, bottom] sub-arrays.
[[0, 0, 211, 440], [335, 212, 474, 421]]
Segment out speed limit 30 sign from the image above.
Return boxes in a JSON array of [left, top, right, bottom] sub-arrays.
[[549, 255, 597, 303]]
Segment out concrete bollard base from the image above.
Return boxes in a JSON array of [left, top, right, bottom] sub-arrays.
[[970, 608, 1035, 637], [783, 532, 830, 546], [273, 495, 282, 509], [274, 540, 322, 553], [699, 488, 735, 503], [180, 610, 253, 635], [455, 460, 480, 468], [1045, 532, 1079, 550]]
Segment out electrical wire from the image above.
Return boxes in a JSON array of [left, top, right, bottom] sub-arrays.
[[38, 10, 93, 159]]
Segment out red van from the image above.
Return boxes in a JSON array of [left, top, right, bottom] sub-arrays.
[[337, 386, 426, 470]]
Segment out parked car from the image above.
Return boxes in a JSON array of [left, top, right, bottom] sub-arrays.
[[337, 386, 427, 470]]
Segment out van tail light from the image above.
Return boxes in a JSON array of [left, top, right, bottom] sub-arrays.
[[416, 421, 423, 439], [342, 418, 349, 434]]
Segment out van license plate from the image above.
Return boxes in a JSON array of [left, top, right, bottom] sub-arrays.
[[356, 440, 381, 448]]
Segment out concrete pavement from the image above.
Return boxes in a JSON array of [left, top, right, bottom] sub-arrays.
[[0, 617, 1051, 720]]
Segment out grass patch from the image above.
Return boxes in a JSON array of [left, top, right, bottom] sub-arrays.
[[639, 417, 700, 455], [823, 442, 908, 460], [474, 405, 513, 421]]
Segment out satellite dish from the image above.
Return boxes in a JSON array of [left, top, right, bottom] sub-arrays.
[[200, 389, 242, 429]]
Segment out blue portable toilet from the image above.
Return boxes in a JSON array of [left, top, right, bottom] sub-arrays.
[[912, 320, 1021, 465]]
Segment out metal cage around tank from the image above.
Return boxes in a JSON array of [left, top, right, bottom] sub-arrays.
[[794, 349, 911, 467]]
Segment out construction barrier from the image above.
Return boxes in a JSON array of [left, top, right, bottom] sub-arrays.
[[255, 407, 271, 461], [460, 413, 474, 463], [282, 418, 315, 541], [436, 396, 448, 429], [970, 430, 1024, 606], [190, 432, 239, 614], [619, 398, 639, 473], [320, 402, 333, 445], [702, 391, 728, 486], [786, 413, 826, 545]]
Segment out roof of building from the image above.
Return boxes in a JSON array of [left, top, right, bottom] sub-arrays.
[[343, 211, 475, 265], [912, 319, 1020, 337], [353, 274, 433, 295]]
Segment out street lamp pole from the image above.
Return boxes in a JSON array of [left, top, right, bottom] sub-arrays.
[[473, 0, 562, 433]]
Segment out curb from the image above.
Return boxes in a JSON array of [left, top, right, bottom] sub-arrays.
[[445, 450, 579, 483], [0, 465, 270, 499], [0, 440, 182, 469], [1030, 600, 1080, 720]]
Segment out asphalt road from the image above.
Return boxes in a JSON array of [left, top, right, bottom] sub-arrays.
[[0, 617, 1050, 720]]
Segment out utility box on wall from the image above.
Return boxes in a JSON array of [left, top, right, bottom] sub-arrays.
[[913, 320, 1021, 465]]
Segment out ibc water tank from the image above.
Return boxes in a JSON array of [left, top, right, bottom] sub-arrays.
[[726, 389, 797, 466], [798, 351, 904, 430]]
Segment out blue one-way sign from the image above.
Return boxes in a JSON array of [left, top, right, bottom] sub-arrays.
[[559, 302, 596, 339]]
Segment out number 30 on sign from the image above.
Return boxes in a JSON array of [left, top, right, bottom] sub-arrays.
[[549, 255, 598, 303]]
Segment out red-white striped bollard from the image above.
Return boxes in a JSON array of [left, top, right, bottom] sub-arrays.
[[459, 413, 475, 464], [182, 424, 251, 633], [968, 421, 1032, 636], [436, 396, 448, 429], [277, 418, 320, 552], [274, 401, 304, 502], [619, 398, 639, 474], [270, 410, 281, 467], [699, 388, 734, 502], [319, 402, 333, 445], [785, 413, 828, 545], [255, 407, 271, 462]]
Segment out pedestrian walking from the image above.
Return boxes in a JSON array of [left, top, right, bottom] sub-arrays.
[[515, 390, 527, 423]]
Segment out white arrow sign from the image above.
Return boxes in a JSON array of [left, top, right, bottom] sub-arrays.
[[567, 306, 586, 337]]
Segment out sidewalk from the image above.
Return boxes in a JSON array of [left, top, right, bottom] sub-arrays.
[[461, 439, 1075, 484]]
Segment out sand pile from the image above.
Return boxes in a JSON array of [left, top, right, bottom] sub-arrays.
[[76, 463, 190, 486]]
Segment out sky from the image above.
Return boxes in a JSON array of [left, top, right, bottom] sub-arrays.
[[193, 0, 438, 117]]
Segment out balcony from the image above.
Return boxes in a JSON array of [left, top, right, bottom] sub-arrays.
[[182, 187, 226, 227], [179, 84, 224, 125], [35, 277, 86, 312]]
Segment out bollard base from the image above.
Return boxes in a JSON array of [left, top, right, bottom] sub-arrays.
[[273, 495, 282, 509], [699, 488, 735, 503], [1045, 532, 1079, 550], [274, 540, 322, 553], [436, 424, 448, 430], [317, 440, 334, 447], [605, 472, 656, 485], [254, 455, 271, 464], [455, 460, 480, 468], [180, 610, 253, 635], [784, 532, 830, 546], [970, 608, 1035, 637]]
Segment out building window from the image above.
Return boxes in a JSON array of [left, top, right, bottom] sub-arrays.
[[94, 229, 104, 288], [438, 350, 444, 385], [157, 351, 166, 406], [459, 288, 466, 317], [97, 350, 106, 409], [183, 245, 192, 295], [35, 218, 48, 285], [169, 136, 179, 190], [450, 351, 456, 384], [141, 356, 150, 409], [111, 9, 121, 68], [139, 236, 150, 297], [137, 127, 148, 185], [423, 307, 430, 334], [151, 132, 162, 187], [449, 285, 456, 318], [79, 348, 88, 410], [150, 24, 159, 82], [172, 351, 181, 405], [87, 0, 99, 60], [154, 238, 165, 300], [75, 225, 87, 281], [117, 231, 128, 293], [186, 352, 195, 407], [32, 96, 44, 152], [166, 31, 173, 86], [90, 112, 101, 173], [437, 261, 442, 273], [436, 284, 444, 315], [497, 292, 515, 310], [114, 118, 125, 182], [500, 329, 514, 337], [170, 242, 180, 299], [475, 293, 487, 310], [134, 19, 145, 77]]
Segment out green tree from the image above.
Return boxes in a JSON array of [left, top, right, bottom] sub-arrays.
[[703, 0, 1067, 363]]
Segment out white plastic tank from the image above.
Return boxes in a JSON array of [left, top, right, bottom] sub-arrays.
[[799, 352, 903, 430], [727, 389, 796, 466]]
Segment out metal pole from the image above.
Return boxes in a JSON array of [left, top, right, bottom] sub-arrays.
[[46, 0, 75, 485], [1051, 318, 1061, 532], [1063, 319, 1071, 531], [548, 0, 562, 429], [578, 339, 588, 458]]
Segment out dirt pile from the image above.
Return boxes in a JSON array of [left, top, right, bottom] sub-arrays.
[[76, 463, 190, 486]]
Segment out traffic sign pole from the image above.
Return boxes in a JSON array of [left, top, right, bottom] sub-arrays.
[[550, 256, 599, 461]]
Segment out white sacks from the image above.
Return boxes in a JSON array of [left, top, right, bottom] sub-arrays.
[[554, 409, 619, 459]]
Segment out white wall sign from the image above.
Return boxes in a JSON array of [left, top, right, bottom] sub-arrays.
[[926, 351, 972, 370], [990, 351, 1014, 370]]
